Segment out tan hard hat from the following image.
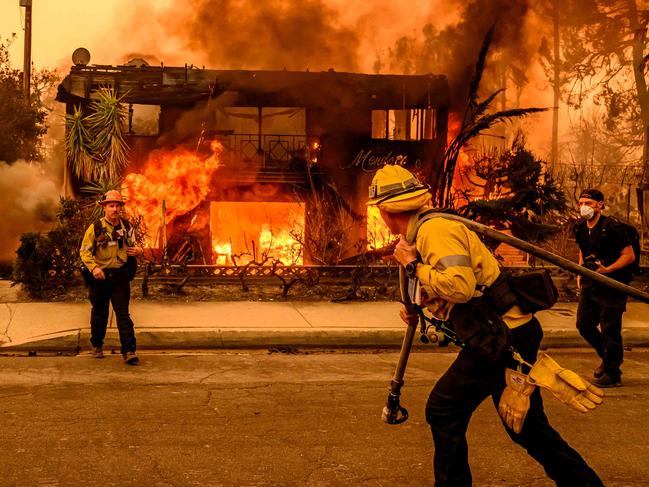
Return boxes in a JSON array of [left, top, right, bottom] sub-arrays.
[[99, 190, 125, 206]]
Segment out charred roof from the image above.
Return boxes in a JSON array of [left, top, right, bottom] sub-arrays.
[[57, 64, 450, 110]]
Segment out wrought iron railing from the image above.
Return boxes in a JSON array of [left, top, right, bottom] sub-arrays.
[[214, 133, 321, 169]]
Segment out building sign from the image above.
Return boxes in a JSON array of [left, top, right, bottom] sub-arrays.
[[343, 140, 430, 173]]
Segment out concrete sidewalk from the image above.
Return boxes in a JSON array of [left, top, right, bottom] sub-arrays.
[[1, 299, 648, 352]]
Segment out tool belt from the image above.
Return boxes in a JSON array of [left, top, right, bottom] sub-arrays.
[[81, 261, 136, 286], [448, 290, 512, 362]]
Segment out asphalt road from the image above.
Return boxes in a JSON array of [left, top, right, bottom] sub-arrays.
[[0, 348, 648, 486]]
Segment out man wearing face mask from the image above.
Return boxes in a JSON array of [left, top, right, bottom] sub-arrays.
[[573, 189, 635, 387]]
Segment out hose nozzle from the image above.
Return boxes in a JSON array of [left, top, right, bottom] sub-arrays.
[[382, 392, 409, 424]]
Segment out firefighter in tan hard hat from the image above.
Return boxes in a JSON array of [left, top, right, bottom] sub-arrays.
[[368, 165, 603, 486], [80, 190, 143, 365]]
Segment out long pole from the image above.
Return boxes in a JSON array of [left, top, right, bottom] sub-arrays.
[[21, 0, 32, 103], [382, 267, 417, 424], [434, 213, 649, 305]]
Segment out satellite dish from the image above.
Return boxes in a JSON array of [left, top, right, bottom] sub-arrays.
[[72, 48, 91, 66]]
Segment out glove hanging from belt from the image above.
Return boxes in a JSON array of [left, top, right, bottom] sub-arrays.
[[498, 368, 535, 434], [526, 353, 604, 413]]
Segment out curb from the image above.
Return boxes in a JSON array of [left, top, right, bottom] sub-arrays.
[[3, 327, 649, 352]]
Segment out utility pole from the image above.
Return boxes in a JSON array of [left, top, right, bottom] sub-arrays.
[[20, 0, 32, 103], [551, 0, 560, 169]]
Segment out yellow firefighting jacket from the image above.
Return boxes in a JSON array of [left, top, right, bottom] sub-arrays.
[[80, 218, 135, 272], [405, 209, 532, 329]]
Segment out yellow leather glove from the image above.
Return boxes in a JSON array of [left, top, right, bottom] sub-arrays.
[[527, 353, 604, 413], [498, 368, 535, 434]]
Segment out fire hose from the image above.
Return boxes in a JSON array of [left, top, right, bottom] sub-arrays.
[[382, 213, 649, 425]]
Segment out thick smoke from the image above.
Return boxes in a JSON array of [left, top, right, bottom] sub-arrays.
[[112, 0, 535, 96], [0, 160, 60, 264], [158, 0, 361, 72], [383, 0, 533, 110]]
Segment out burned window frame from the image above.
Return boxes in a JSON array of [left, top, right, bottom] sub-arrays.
[[371, 108, 436, 141]]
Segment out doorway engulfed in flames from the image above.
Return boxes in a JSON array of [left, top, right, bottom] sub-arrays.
[[210, 202, 304, 266]]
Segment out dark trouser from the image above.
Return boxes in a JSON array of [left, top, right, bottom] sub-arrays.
[[425, 318, 602, 487], [88, 266, 137, 355], [576, 288, 626, 378]]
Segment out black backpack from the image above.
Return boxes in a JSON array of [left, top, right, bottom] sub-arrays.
[[601, 217, 641, 274]]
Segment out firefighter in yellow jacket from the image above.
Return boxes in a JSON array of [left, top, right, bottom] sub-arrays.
[[368, 165, 603, 486], [80, 190, 142, 364]]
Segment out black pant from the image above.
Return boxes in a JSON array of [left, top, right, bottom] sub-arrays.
[[576, 288, 626, 377], [88, 266, 137, 355], [425, 318, 603, 487]]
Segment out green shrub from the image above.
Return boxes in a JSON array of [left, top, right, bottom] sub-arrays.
[[12, 197, 91, 298]]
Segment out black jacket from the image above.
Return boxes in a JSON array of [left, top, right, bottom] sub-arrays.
[[574, 215, 633, 286]]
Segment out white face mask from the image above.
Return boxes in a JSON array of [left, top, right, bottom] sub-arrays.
[[580, 205, 595, 220]]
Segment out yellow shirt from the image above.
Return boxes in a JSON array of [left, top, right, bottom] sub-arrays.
[[406, 209, 531, 329], [80, 218, 135, 272]]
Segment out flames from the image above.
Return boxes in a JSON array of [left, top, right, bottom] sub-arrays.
[[366, 206, 395, 250], [123, 140, 223, 246], [121, 141, 308, 265], [259, 225, 303, 265], [213, 241, 232, 265], [210, 202, 304, 266], [211, 226, 303, 266], [119, 139, 396, 265]]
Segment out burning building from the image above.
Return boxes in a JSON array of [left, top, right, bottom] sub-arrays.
[[56, 56, 450, 265]]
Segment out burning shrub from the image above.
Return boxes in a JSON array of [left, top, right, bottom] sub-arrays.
[[457, 133, 568, 245]]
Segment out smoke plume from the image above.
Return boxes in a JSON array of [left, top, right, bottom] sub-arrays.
[[383, 0, 533, 110], [158, 0, 361, 72], [0, 160, 60, 264]]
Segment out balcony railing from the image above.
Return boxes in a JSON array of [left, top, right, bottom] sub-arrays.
[[213, 133, 321, 170]]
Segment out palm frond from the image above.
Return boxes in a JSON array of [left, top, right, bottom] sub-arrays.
[[84, 87, 130, 181], [79, 178, 124, 221], [462, 108, 548, 142], [473, 89, 504, 119], [64, 88, 130, 184], [65, 106, 97, 180], [465, 24, 496, 117]]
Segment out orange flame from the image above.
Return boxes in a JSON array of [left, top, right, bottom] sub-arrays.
[[210, 202, 304, 266], [366, 206, 396, 250], [258, 224, 303, 265], [123, 140, 222, 244], [446, 113, 475, 203], [213, 241, 232, 265], [212, 227, 303, 266]]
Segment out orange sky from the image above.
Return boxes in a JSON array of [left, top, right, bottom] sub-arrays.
[[0, 0, 451, 72], [0, 0, 178, 70]]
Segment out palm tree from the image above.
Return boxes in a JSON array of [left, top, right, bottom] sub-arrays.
[[65, 106, 96, 180], [65, 87, 129, 182], [437, 26, 546, 208]]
